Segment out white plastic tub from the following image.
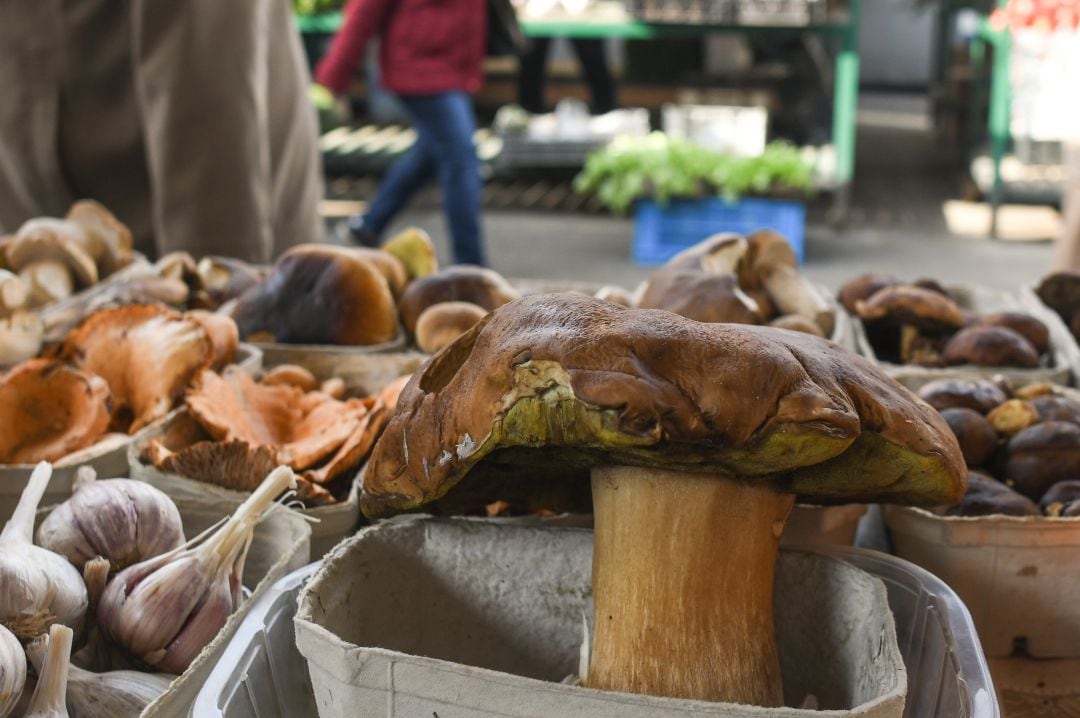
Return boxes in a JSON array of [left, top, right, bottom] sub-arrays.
[[295, 517, 906, 717], [884, 505, 1080, 658], [195, 543, 999, 718], [851, 284, 1073, 391]]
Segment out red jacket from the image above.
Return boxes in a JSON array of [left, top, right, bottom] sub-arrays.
[[315, 0, 487, 97]]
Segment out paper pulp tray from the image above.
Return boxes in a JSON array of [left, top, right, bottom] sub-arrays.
[[254, 332, 408, 370], [851, 284, 1072, 392], [295, 516, 906, 717], [884, 505, 1080, 659], [988, 655, 1080, 718], [195, 544, 998, 718], [129, 409, 355, 559]]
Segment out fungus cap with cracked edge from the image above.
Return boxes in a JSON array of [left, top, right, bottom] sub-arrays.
[[361, 294, 966, 518]]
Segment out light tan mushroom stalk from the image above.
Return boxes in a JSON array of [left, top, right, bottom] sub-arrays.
[[20, 261, 74, 306], [0, 270, 27, 316], [0, 312, 43, 367], [760, 265, 833, 336], [588, 466, 795, 706]]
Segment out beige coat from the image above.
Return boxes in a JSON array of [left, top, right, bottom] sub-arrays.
[[0, 0, 322, 263]]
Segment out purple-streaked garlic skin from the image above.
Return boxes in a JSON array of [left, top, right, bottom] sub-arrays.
[[37, 479, 184, 572]]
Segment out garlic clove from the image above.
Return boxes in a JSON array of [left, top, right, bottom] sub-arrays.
[[0, 623, 25, 718], [0, 463, 87, 640], [27, 631, 174, 718], [154, 568, 235, 674], [24, 624, 72, 718], [37, 477, 184, 574]]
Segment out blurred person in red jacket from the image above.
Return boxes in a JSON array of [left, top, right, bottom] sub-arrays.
[[316, 0, 488, 266]]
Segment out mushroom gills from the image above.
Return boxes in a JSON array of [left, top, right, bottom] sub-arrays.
[[589, 466, 794, 707]]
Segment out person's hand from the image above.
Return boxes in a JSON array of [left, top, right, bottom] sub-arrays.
[[309, 83, 351, 131]]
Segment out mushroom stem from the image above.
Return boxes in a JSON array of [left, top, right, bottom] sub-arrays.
[[588, 466, 795, 706]]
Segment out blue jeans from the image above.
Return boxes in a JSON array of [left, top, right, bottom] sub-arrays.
[[361, 91, 485, 266]]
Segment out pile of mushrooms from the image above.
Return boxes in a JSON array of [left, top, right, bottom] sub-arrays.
[[361, 293, 964, 706], [0, 304, 239, 465], [634, 231, 835, 337], [1036, 270, 1080, 343], [840, 274, 1050, 368], [138, 364, 408, 506], [921, 378, 1080, 517]]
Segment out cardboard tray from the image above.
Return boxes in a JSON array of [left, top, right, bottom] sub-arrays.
[[884, 505, 1080, 659], [850, 284, 1073, 392], [0, 343, 262, 524], [295, 517, 907, 717]]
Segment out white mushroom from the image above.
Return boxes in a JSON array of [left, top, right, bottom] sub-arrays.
[[0, 311, 43, 367], [0, 270, 28, 316], [7, 219, 98, 307]]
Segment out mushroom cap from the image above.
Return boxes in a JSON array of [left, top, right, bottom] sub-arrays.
[[361, 294, 965, 518], [1005, 421, 1080, 500], [939, 407, 998, 467], [1039, 480, 1080, 516], [836, 273, 900, 315], [768, 314, 825, 337], [380, 227, 439, 280], [415, 301, 488, 354], [987, 398, 1039, 437], [739, 230, 797, 290], [261, 364, 320, 392], [975, 312, 1049, 355], [0, 358, 111, 463], [1030, 395, 1080, 425], [946, 470, 1039, 517], [917, 378, 1008, 414], [664, 233, 748, 274], [942, 325, 1040, 368], [855, 285, 966, 330], [231, 244, 398, 346], [1035, 271, 1080, 324], [65, 200, 133, 276], [184, 310, 239, 370], [58, 305, 216, 432], [7, 219, 99, 287], [638, 269, 762, 325], [397, 265, 519, 334]]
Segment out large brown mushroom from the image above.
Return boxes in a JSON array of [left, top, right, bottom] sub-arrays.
[[1035, 271, 1080, 332], [231, 244, 398, 346], [940, 408, 998, 467], [975, 312, 1049, 355], [638, 269, 762, 325], [361, 294, 964, 707], [942, 325, 1040, 368], [397, 265, 518, 335], [0, 359, 111, 463], [1004, 421, 1080, 501], [741, 230, 834, 335], [855, 285, 966, 365], [836, 273, 900, 314], [917, 378, 1009, 414], [947, 471, 1040, 517], [414, 301, 488, 354]]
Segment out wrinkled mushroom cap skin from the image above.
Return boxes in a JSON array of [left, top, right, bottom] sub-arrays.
[[942, 325, 1040, 368], [362, 294, 965, 518], [638, 269, 762, 325], [397, 266, 519, 334], [855, 285, 967, 330], [231, 244, 398, 346]]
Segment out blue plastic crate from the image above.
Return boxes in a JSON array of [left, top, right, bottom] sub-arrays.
[[632, 197, 806, 266]]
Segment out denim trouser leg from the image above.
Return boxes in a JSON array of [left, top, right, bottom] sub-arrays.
[[362, 136, 436, 236]]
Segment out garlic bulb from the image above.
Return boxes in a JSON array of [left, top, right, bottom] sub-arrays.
[[0, 463, 87, 640], [0, 624, 25, 718], [27, 632, 174, 718], [98, 466, 297, 673], [24, 624, 72, 718], [37, 472, 184, 573]]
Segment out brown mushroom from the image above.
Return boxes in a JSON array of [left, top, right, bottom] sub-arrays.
[[65, 200, 133, 276], [57, 305, 216, 432], [746, 288, 777, 321], [987, 399, 1039, 437], [380, 227, 438, 280], [899, 325, 947, 367], [917, 378, 1010, 414], [347, 248, 408, 298], [231, 244, 399, 346], [667, 233, 747, 274], [1039, 480, 1080, 517], [940, 408, 998, 467], [942, 325, 1040, 368], [261, 364, 319, 392], [1035, 271, 1080, 327], [1014, 382, 1055, 400], [184, 310, 239, 370], [741, 230, 834, 335], [1029, 395, 1080, 425], [593, 286, 635, 307], [6, 218, 99, 305], [361, 293, 964, 706], [836, 273, 900, 314], [1004, 421, 1080, 501], [397, 266, 518, 335], [768, 314, 824, 336], [0, 359, 111, 463], [855, 285, 967, 329], [912, 278, 950, 297], [414, 301, 488, 354], [638, 269, 762, 325], [975, 312, 1050, 355], [193, 256, 265, 308], [946, 470, 1040, 517]]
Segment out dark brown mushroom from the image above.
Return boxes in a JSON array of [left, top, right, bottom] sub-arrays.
[[638, 269, 762, 325], [1029, 395, 1080, 425], [946, 470, 1040, 517], [1004, 421, 1080, 501], [397, 266, 518, 335], [917, 378, 1010, 414], [1035, 271, 1080, 326], [975, 312, 1050, 355], [855, 285, 967, 330], [836, 273, 900, 315], [942, 325, 1040, 368], [940, 408, 998, 467], [741, 230, 834, 336], [361, 293, 965, 707], [1039, 480, 1080, 517]]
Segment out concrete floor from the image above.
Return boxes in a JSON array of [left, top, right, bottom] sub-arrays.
[[342, 93, 1059, 294]]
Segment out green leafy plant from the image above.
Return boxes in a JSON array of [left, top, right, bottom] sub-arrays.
[[294, 0, 345, 17], [574, 133, 814, 213]]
